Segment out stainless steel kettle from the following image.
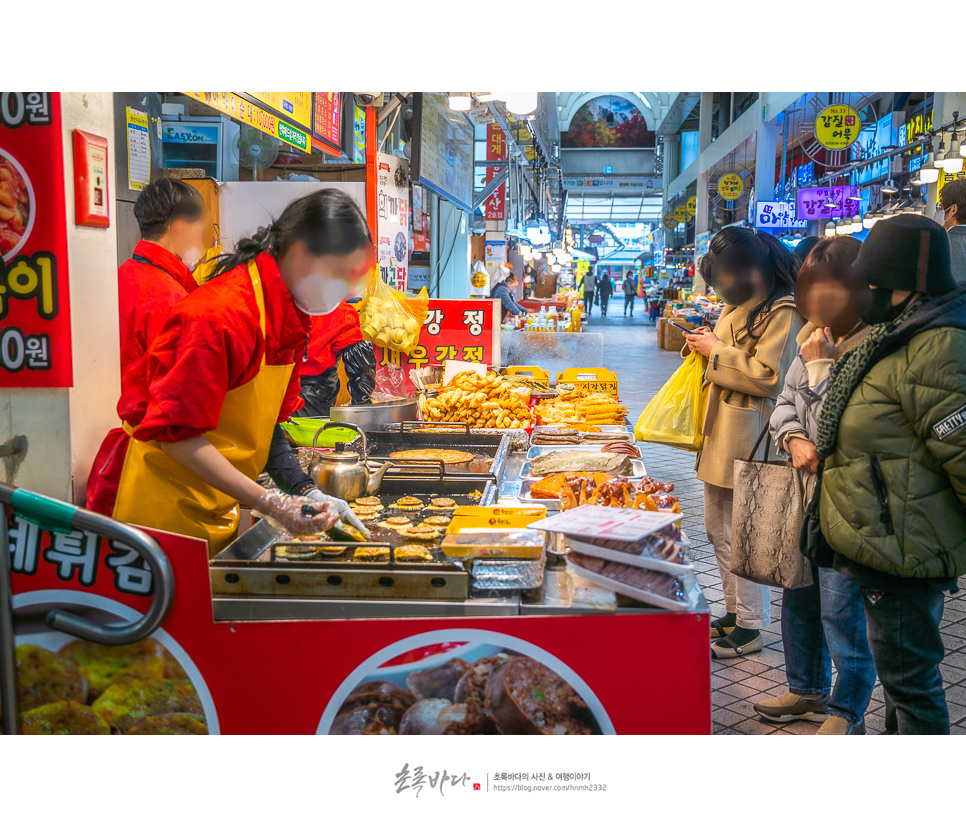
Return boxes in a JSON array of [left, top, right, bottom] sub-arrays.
[[307, 422, 392, 503]]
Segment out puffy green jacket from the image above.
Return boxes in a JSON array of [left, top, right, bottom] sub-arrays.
[[821, 287, 966, 579]]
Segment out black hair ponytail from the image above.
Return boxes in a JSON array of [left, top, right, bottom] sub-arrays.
[[207, 189, 371, 282]]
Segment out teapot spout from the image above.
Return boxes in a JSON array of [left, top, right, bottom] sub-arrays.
[[366, 462, 393, 495]]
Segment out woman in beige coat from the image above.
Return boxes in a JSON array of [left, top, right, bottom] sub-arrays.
[[684, 227, 805, 659]]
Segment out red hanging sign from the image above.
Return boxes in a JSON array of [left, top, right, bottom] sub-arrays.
[[484, 123, 506, 221], [0, 92, 72, 387]]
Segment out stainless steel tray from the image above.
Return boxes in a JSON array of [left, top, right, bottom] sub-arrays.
[[526, 444, 643, 462], [520, 455, 647, 479], [471, 554, 547, 590]]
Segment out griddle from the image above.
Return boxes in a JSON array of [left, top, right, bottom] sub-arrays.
[[357, 422, 510, 482], [210, 473, 497, 602]]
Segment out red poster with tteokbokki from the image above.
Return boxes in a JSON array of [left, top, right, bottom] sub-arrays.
[[0, 92, 72, 387]]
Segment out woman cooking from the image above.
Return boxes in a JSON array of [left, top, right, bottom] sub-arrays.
[[86, 190, 373, 553]]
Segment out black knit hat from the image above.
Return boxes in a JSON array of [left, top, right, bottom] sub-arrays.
[[852, 214, 955, 295]]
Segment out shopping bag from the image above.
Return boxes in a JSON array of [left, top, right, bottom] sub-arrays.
[[731, 428, 813, 589], [357, 275, 429, 355], [634, 351, 707, 452]]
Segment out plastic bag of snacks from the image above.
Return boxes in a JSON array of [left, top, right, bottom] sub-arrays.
[[357, 275, 428, 355], [634, 351, 707, 452]]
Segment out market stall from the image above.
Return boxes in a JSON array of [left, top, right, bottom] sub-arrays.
[[7, 371, 712, 736]]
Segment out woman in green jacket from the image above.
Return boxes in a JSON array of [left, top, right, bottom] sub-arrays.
[[818, 214, 966, 734]]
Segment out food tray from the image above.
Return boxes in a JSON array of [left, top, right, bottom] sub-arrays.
[[526, 444, 642, 461], [517, 478, 649, 510], [520, 456, 647, 480], [470, 553, 547, 590], [537, 424, 628, 433], [566, 562, 699, 612], [566, 535, 692, 577]]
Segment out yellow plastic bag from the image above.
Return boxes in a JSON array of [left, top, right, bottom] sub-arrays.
[[634, 351, 708, 452], [357, 274, 429, 355]]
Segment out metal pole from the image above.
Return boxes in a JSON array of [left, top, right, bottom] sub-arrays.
[[0, 508, 19, 735]]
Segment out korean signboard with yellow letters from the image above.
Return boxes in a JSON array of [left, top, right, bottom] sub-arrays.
[[815, 104, 861, 151]]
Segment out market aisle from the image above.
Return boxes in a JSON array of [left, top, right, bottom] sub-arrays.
[[585, 311, 966, 735]]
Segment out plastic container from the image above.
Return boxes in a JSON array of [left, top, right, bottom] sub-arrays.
[[282, 419, 358, 448], [470, 553, 547, 590], [440, 528, 546, 561]]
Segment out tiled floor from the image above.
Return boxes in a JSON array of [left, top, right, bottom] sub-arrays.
[[584, 306, 966, 735]]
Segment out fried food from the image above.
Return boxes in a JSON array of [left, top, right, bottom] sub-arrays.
[[423, 515, 452, 527], [395, 496, 424, 509], [92, 675, 202, 733], [13, 645, 87, 713], [400, 524, 441, 541], [354, 496, 383, 506], [19, 701, 111, 735], [383, 516, 413, 527], [126, 713, 208, 735], [57, 638, 165, 700], [421, 370, 532, 429], [388, 449, 476, 465], [535, 390, 628, 426], [529, 451, 631, 477], [529, 472, 606, 500], [352, 546, 391, 561], [430, 497, 458, 510], [395, 544, 433, 562], [350, 506, 381, 519]]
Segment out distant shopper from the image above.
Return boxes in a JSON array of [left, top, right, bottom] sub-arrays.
[[941, 179, 966, 284], [580, 270, 597, 313], [491, 272, 526, 322], [818, 215, 966, 734], [522, 265, 536, 299], [623, 270, 637, 316], [685, 227, 805, 659], [754, 236, 876, 734], [597, 271, 613, 316]]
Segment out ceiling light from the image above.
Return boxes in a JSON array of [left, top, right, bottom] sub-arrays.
[[919, 165, 940, 184], [835, 218, 850, 235], [950, 134, 962, 159], [448, 93, 473, 111], [504, 92, 538, 115], [934, 138, 948, 168], [550, 262, 561, 273], [863, 210, 876, 229], [943, 153, 964, 174], [475, 92, 498, 102], [545, 253, 556, 265], [910, 198, 928, 215], [881, 179, 899, 194], [850, 214, 863, 232]]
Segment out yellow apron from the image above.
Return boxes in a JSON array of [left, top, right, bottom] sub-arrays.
[[113, 262, 294, 555]]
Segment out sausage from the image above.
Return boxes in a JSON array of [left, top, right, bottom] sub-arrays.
[[405, 657, 469, 701]]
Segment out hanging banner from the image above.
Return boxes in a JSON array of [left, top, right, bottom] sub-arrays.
[[673, 204, 689, 223], [717, 173, 745, 201], [0, 92, 73, 388], [484, 123, 507, 221], [183, 93, 312, 153], [686, 195, 697, 218], [796, 186, 859, 220], [755, 201, 808, 231], [377, 153, 410, 292], [663, 212, 677, 229]]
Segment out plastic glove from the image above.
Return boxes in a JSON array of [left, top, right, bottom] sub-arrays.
[[253, 490, 339, 537], [305, 487, 369, 535], [342, 340, 376, 404]]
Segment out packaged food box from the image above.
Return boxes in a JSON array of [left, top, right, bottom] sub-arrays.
[[441, 528, 547, 561], [446, 506, 546, 534]]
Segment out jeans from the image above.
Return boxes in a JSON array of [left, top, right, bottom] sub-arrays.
[[599, 294, 610, 315], [782, 563, 877, 725], [860, 585, 949, 734], [703, 482, 771, 629], [583, 291, 595, 313], [624, 295, 635, 315]]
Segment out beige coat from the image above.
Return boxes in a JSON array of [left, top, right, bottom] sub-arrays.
[[683, 296, 805, 489]]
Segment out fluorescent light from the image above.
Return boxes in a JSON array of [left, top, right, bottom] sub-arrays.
[[448, 93, 472, 111]]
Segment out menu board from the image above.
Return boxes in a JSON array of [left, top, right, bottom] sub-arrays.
[[312, 93, 342, 156], [247, 93, 313, 132], [412, 92, 474, 212]]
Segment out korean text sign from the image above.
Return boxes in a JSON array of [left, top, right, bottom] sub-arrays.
[[485, 124, 506, 221], [796, 186, 859, 221], [373, 299, 499, 392], [755, 201, 807, 231], [0, 92, 72, 387], [377, 153, 410, 292]]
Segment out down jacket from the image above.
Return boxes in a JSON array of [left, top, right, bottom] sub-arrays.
[[820, 285, 966, 580]]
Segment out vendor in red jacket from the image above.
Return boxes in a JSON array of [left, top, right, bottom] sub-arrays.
[[86, 178, 205, 513], [297, 303, 376, 416], [86, 191, 374, 553]]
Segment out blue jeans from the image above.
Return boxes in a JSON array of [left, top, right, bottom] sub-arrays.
[[861, 585, 949, 734], [781, 563, 877, 725]]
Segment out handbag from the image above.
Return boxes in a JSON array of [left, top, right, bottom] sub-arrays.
[[731, 427, 814, 589], [799, 464, 836, 569]]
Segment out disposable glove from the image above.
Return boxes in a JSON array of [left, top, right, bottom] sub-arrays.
[[253, 491, 339, 537], [305, 488, 369, 535]]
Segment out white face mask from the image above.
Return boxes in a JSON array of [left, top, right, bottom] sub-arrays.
[[291, 272, 352, 316], [181, 246, 201, 270]]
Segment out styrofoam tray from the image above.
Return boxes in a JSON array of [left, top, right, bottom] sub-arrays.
[[566, 534, 692, 576], [567, 562, 698, 611], [526, 444, 643, 462], [521, 455, 646, 480]]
